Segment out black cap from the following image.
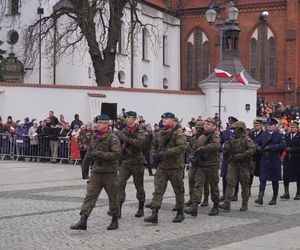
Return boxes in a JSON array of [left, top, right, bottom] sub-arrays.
[[266, 117, 278, 125]]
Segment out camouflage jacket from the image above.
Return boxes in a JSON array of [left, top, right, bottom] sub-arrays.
[[119, 126, 145, 165], [82, 131, 121, 174], [191, 131, 220, 167], [151, 128, 187, 169], [223, 132, 255, 168]]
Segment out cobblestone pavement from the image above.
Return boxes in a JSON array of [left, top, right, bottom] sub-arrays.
[[1, 161, 300, 250]]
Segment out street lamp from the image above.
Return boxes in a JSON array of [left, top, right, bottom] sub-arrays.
[[205, 5, 239, 128]]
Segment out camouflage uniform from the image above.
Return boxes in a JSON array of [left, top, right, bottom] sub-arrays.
[[118, 125, 146, 213], [220, 121, 255, 211], [77, 128, 93, 179], [186, 121, 209, 207], [184, 128, 221, 216], [80, 131, 121, 217], [150, 127, 187, 210]]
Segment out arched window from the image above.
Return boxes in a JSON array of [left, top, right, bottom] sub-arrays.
[[249, 23, 276, 86], [118, 21, 125, 54], [268, 37, 276, 86], [203, 41, 210, 79], [186, 42, 193, 89], [195, 30, 202, 84], [184, 29, 210, 90], [249, 38, 257, 78], [142, 28, 149, 60]]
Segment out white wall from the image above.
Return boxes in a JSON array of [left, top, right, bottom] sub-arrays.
[[0, 85, 204, 126]]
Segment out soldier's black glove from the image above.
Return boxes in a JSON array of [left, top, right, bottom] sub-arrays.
[[151, 152, 164, 162], [263, 146, 270, 152], [118, 133, 128, 142], [233, 153, 244, 161], [86, 151, 98, 160], [256, 146, 262, 153], [286, 147, 292, 153]]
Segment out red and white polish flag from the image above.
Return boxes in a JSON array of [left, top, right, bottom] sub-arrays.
[[214, 68, 233, 78], [235, 70, 249, 85]]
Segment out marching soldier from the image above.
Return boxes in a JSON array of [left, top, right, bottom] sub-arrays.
[[185, 120, 210, 208], [281, 121, 300, 200], [70, 114, 121, 230], [220, 116, 240, 201], [183, 117, 221, 217], [255, 117, 286, 205], [248, 119, 264, 195], [144, 112, 187, 223], [219, 121, 255, 211], [118, 111, 146, 218]]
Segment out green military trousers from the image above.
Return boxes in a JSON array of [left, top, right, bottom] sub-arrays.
[[119, 163, 145, 203], [191, 165, 220, 204], [225, 164, 250, 204], [81, 172, 120, 217], [152, 168, 185, 209], [188, 167, 209, 201]]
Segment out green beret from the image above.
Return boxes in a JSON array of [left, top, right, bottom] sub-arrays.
[[125, 111, 137, 117], [95, 114, 110, 122], [161, 112, 175, 119]]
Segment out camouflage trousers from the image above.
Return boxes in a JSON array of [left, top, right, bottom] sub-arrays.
[[188, 167, 209, 201], [225, 164, 250, 204], [81, 172, 120, 217], [152, 168, 185, 209], [191, 165, 220, 204], [119, 163, 145, 203]]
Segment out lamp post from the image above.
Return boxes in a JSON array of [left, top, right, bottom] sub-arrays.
[[205, 5, 239, 128]]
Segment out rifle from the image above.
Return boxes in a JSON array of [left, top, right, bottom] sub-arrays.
[[151, 120, 183, 169], [120, 126, 139, 162], [190, 128, 216, 168]]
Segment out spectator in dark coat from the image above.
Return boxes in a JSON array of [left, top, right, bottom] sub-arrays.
[[71, 114, 83, 130]]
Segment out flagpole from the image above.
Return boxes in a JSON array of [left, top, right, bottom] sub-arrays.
[[218, 29, 224, 130]]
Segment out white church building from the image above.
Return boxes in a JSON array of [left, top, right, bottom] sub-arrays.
[[0, 0, 260, 127]]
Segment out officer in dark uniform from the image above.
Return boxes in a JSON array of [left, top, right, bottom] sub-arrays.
[[254, 117, 286, 205], [248, 119, 264, 195], [281, 121, 300, 200], [220, 116, 239, 201], [70, 114, 121, 230]]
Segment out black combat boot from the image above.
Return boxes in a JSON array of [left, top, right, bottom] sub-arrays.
[[255, 192, 264, 205], [209, 203, 219, 216], [280, 184, 290, 199], [172, 208, 185, 223], [184, 199, 193, 207], [145, 201, 153, 209], [240, 201, 248, 212], [135, 202, 144, 217], [183, 202, 198, 217], [144, 207, 159, 223], [107, 216, 118, 230], [268, 194, 277, 205], [231, 194, 238, 201], [218, 201, 230, 211], [172, 207, 178, 211], [201, 196, 209, 207], [70, 214, 88, 230]]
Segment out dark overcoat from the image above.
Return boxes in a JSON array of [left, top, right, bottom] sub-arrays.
[[248, 130, 263, 177], [256, 130, 286, 182], [283, 132, 300, 182]]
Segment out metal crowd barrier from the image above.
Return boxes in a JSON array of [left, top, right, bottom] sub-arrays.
[[0, 133, 81, 164]]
